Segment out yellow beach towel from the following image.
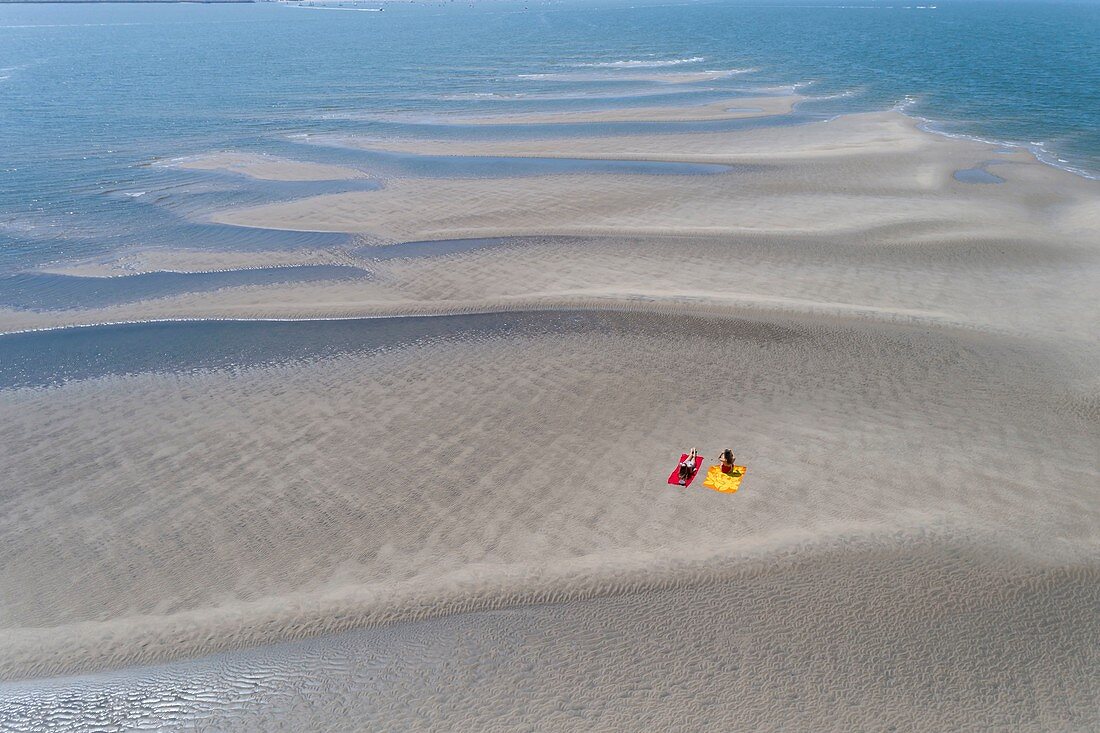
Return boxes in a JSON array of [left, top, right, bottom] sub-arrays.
[[702, 464, 746, 494]]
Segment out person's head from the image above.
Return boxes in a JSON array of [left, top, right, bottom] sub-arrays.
[[722, 448, 734, 463]]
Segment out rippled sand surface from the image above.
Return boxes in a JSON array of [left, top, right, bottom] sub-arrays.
[[2, 93, 1098, 731], [2, 528, 1097, 731]]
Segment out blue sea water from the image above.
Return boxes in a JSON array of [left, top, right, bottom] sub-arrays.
[[0, 0, 1097, 294]]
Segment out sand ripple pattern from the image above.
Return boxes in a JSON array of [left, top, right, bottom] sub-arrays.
[[1, 97, 1098, 731], [2, 529, 1097, 731], [1, 310, 1097, 686]]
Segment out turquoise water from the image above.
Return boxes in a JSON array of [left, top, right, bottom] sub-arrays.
[[0, 0, 1097, 290]]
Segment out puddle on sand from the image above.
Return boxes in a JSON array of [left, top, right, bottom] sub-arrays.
[[953, 163, 1005, 184]]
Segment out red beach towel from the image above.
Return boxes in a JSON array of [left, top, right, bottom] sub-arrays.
[[667, 453, 704, 487]]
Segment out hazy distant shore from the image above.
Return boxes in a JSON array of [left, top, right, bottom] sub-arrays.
[[5, 1, 256, 4]]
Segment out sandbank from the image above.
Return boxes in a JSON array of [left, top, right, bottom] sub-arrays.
[[214, 115, 1095, 250], [2, 227, 1097, 344], [3, 114, 1097, 342], [1, 308, 1097, 681], [166, 152, 366, 181], [1, 102, 1097, 732]]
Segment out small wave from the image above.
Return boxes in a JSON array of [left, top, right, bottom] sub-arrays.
[[517, 67, 754, 82], [441, 92, 525, 101], [568, 56, 706, 69], [0, 60, 42, 82], [893, 94, 921, 113], [747, 84, 802, 95], [702, 67, 759, 77], [806, 87, 865, 101]]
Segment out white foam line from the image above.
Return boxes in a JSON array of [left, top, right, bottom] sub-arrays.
[[805, 87, 865, 101], [567, 56, 706, 69], [896, 98, 1098, 181]]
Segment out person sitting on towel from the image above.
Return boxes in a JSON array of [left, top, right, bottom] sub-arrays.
[[677, 448, 699, 485], [719, 448, 736, 474]]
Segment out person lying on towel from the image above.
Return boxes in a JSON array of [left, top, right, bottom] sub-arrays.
[[678, 448, 699, 485]]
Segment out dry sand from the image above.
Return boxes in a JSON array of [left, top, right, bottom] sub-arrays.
[[1, 103, 1098, 730]]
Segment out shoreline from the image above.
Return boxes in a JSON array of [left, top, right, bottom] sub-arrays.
[[892, 100, 1100, 182]]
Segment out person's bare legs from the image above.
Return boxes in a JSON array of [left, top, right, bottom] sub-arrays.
[[678, 448, 698, 484]]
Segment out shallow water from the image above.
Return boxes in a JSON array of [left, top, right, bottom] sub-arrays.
[[954, 165, 1006, 184], [0, 310, 616, 390]]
